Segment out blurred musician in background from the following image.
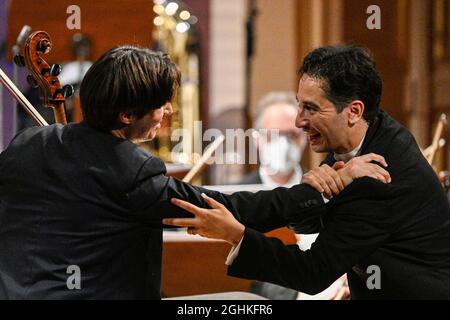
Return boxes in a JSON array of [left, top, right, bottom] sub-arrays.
[[59, 33, 93, 95], [59, 33, 93, 123], [0, 45, 389, 299], [239, 91, 307, 188]]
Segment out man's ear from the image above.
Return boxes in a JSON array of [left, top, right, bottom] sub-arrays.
[[118, 112, 135, 126], [347, 100, 365, 125]]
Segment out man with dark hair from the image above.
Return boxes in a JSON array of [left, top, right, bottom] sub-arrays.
[[299, 45, 381, 123], [80, 46, 181, 133], [0, 46, 388, 299], [165, 45, 450, 299]]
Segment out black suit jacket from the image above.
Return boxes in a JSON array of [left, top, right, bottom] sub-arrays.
[[228, 110, 450, 299], [0, 122, 325, 299]]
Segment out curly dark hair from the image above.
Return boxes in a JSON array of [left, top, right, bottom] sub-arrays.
[[298, 45, 382, 123], [80, 46, 181, 131]]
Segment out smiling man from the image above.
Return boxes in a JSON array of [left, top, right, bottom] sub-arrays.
[[297, 74, 368, 155], [165, 45, 450, 299]]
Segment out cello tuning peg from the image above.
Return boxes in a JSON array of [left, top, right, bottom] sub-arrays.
[[41, 67, 50, 76], [50, 64, 62, 77], [13, 54, 25, 67], [26, 75, 39, 88], [62, 85, 74, 98], [36, 39, 50, 54]]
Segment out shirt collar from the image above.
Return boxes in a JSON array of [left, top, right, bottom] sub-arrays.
[[334, 135, 366, 163]]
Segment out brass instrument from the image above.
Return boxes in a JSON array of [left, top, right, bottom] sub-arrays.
[[148, 0, 201, 165]]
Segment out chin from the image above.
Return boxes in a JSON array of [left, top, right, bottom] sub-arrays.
[[135, 132, 157, 144], [141, 135, 155, 143], [310, 144, 327, 154], [148, 130, 158, 141]]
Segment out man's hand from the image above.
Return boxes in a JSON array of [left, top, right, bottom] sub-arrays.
[[301, 162, 346, 199], [301, 153, 391, 198], [330, 275, 350, 300], [338, 153, 391, 186], [162, 193, 245, 246]]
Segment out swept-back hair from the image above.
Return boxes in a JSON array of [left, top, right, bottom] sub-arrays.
[[299, 45, 382, 123]]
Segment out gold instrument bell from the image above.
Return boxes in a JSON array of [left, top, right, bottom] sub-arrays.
[[144, 0, 201, 165]]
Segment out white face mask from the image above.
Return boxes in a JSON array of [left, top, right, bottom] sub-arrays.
[[259, 136, 301, 176]]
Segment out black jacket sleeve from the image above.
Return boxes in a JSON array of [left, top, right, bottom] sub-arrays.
[[128, 157, 325, 233], [207, 183, 326, 234], [227, 178, 395, 295]]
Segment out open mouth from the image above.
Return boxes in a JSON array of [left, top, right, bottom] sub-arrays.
[[306, 132, 321, 145]]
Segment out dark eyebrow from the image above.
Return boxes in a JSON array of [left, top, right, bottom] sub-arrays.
[[303, 101, 320, 110]]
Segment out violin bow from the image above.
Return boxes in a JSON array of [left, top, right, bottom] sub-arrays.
[[0, 67, 48, 126], [423, 114, 447, 165], [182, 135, 225, 183]]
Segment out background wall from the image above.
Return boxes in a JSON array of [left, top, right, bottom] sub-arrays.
[[0, 0, 11, 150], [209, 0, 246, 118], [250, 0, 298, 116], [6, 0, 155, 62]]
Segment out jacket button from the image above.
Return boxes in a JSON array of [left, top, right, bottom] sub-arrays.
[[306, 200, 318, 206]]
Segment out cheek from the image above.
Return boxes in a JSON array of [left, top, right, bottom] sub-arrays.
[[148, 108, 164, 123], [310, 117, 325, 132], [156, 108, 165, 120], [310, 118, 331, 142], [147, 113, 164, 129], [322, 117, 344, 141]]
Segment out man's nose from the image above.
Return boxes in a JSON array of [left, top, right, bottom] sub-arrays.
[[295, 109, 308, 129], [164, 103, 173, 116]]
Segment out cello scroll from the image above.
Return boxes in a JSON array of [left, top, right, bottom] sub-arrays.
[[14, 31, 73, 124]]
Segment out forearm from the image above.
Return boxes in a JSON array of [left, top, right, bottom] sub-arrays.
[[206, 184, 326, 234], [227, 188, 393, 294], [228, 228, 340, 295], [156, 177, 325, 233]]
